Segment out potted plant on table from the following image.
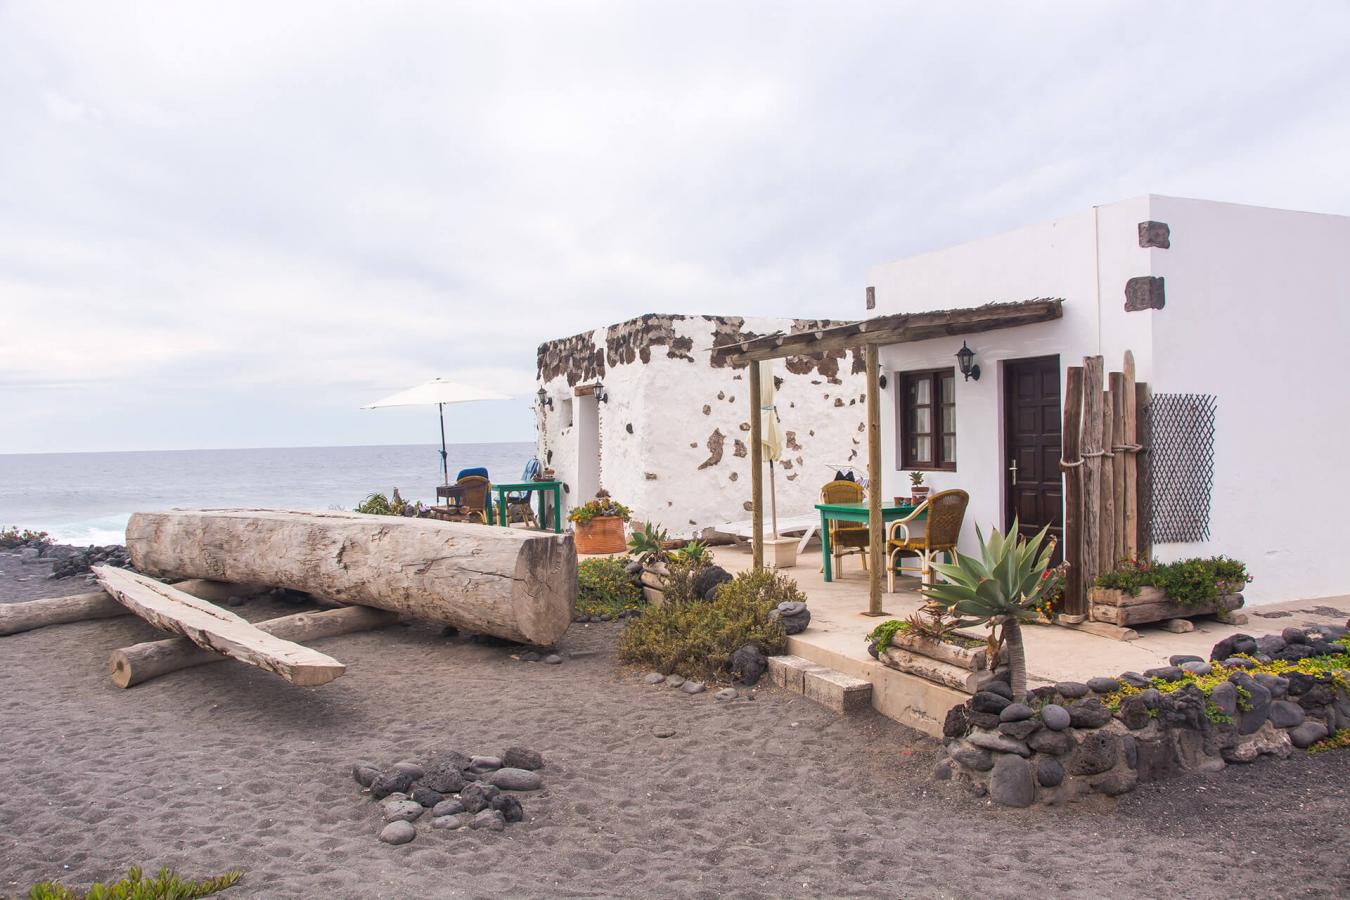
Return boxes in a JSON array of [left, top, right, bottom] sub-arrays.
[[908, 471, 929, 504], [568, 490, 631, 554]]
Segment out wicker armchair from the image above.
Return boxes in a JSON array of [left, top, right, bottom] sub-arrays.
[[821, 479, 869, 576], [886, 488, 969, 591], [431, 474, 492, 524]]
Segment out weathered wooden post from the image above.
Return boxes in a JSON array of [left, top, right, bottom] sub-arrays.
[[1060, 366, 1085, 619], [1080, 356, 1105, 596], [1135, 381, 1152, 560], [749, 359, 764, 570], [865, 343, 885, 616], [1100, 383, 1116, 575]]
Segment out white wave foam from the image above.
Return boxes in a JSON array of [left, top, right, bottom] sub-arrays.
[[43, 514, 131, 547]]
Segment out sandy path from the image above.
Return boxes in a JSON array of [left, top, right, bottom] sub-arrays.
[[1, 568, 1347, 898]]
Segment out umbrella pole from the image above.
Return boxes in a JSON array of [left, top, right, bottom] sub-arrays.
[[438, 402, 449, 484]]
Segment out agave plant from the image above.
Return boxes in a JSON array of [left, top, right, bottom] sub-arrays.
[[672, 540, 712, 568], [919, 520, 1055, 701]]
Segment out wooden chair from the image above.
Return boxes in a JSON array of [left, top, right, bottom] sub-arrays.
[[432, 474, 492, 524], [887, 488, 969, 592], [821, 479, 869, 576]]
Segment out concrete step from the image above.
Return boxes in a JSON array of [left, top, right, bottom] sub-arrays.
[[767, 654, 872, 715]]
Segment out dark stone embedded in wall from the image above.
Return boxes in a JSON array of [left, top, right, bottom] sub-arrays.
[[739, 422, 750, 432], [785, 431, 802, 451], [689, 441, 698, 448], [834, 399, 845, 407], [733, 440, 747, 458], [645, 472, 658, 480], [727, 396, 735, 404], [1125, 276, 1166, 311], [1138, 221, 1171, 249], [866, 285, 875, 310], [729, 472, 738, 482], [702, 404, 711, 415], [626, 423, 634, 434], [780, 459, 793, 470], [604, 314, 695, 366], [785, 473, 798, 481], [698, 429, 726, 470], [743, 501, 753, 511], [537, 330, 606, 386], [850, 348, 865, 375]]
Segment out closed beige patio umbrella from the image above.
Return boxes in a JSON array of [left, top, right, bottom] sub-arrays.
[[758, 360, 784, 538]]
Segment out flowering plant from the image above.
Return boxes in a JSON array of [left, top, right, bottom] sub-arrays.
[[1031, 562, 1069, 621]]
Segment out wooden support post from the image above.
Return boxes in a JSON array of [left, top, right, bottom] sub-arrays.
[[864, 344, 885, 616], [1060, 366, 1085, 618], [1099, 385, 1116, 575], [749, 359, 764, 571], [1109, 371, 1128, 567], [1080, 356, 1105, 599], [1135, 381, 1152, 560], [1121, 352, 1138, 561]]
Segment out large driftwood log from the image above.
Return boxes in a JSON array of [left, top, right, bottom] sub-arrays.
[[879, 647, 985, 693], [126, 508, 576, 646], [94, 566, 346, 687], [110, 605, 396, 688], [889, 632, 991, 672], [0, 579, 265, 636]]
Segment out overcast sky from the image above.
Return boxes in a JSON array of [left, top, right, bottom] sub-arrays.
[[2, 1, 1347, 454]]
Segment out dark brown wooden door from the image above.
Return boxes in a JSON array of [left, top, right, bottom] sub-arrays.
[[1004, 356, 1062, 558]]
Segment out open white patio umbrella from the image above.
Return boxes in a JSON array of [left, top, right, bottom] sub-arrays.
[[758, 360, 784, 538], [362, 378, 511, 484]]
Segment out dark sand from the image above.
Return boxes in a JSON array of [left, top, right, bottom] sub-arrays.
[[1, 551, 1348, 899]]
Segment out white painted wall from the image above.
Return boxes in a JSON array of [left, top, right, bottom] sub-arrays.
[[1146, 197, 1350, 604], [537, 315, 869, 539], [867, 194, 1350, 605]]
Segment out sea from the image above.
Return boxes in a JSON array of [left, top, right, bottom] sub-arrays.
[[0, 442, 535, 546]]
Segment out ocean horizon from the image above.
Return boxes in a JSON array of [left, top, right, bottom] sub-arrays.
[[0, 441, 535, 546]]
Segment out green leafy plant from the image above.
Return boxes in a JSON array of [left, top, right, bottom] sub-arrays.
[[0, 526, 52, 549], [919, 519, 1055, 701], [27, 865, 242, 899], [626, 522, 670, 566], [672, 540, 712, 568], [354, 489, 425, 517], [908, 471, 925, 486], [1309, 729, 1350, 753], [618, 568, 800, 680], [568, 496, 631, 526], [1095, 556, 1251, 607], [577, 556, 644, 618], [865, 619, 909, 654], [1032, 562, 1069, 621]]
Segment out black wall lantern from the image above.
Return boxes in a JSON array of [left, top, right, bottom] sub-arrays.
[[536, 387, 553, 410], [594, 382, 610, 404], [955, 341, 981, 381], [878, 373, 888, 390]]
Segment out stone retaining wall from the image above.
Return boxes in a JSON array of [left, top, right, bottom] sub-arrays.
[[933, 626, 1349, 807]]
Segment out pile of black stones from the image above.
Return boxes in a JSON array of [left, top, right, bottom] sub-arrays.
[[354, 747, 546, 845]]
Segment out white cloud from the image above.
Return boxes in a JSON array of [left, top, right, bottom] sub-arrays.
[[1, 0, 1348, 451]]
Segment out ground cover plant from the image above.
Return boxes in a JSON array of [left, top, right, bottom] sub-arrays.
[[566, 495, 630, 526], [0, 526, 51, 549], [865, 608, 984, 654], [576, 556, 644, 619], [354, 490, 424, 517], [618, 567, 800, 680], [1095, 556, 1251, 607], [27, 865, 242, 899]]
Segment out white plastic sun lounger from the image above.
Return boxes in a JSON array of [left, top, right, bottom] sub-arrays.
[[710, 515, 819, 554]]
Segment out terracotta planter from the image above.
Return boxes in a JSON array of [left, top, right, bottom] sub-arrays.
[[573, 515, 627, 554]]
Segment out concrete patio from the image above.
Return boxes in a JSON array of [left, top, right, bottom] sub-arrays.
[[716, 544, 1350, 736]]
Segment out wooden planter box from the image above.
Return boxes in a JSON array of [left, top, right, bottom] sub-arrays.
[[573, 516, 627, 554], [639, 561, 667, 607], [1089, 586, 1244, 627]]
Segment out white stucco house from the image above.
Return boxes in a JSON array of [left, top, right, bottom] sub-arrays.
[[855, 195, 1350, 606], [535, 314, 868, 538]]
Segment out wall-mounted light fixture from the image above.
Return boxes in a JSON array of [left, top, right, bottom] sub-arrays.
[[955, 341, 981, 382], [536, 387, 553, 410], [878, 373, 888, 390], [595, 382, 610, 403]]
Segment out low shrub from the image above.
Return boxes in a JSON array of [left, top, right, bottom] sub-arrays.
[[28, 865, 242, 899], [577, 556, 643, 618], [1309, 729, 1350, 753], [0, 526, 51, 549], [1095, 556, 1251, 607], [618, 568, 801, 680], [354, 490, 424, 517]]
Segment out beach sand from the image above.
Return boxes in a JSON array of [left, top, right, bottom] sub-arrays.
[[2, 553, 1348, 899]]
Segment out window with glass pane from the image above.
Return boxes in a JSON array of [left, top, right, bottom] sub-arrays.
[[898, 368, 956, 470]]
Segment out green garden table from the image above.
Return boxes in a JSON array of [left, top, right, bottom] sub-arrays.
[[493, 480, 563, 533], [816, 500, 923, 583]]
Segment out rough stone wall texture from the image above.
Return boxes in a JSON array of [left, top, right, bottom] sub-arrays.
[[536, 314, 867, 536], [934, 625, 1350, 808]]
